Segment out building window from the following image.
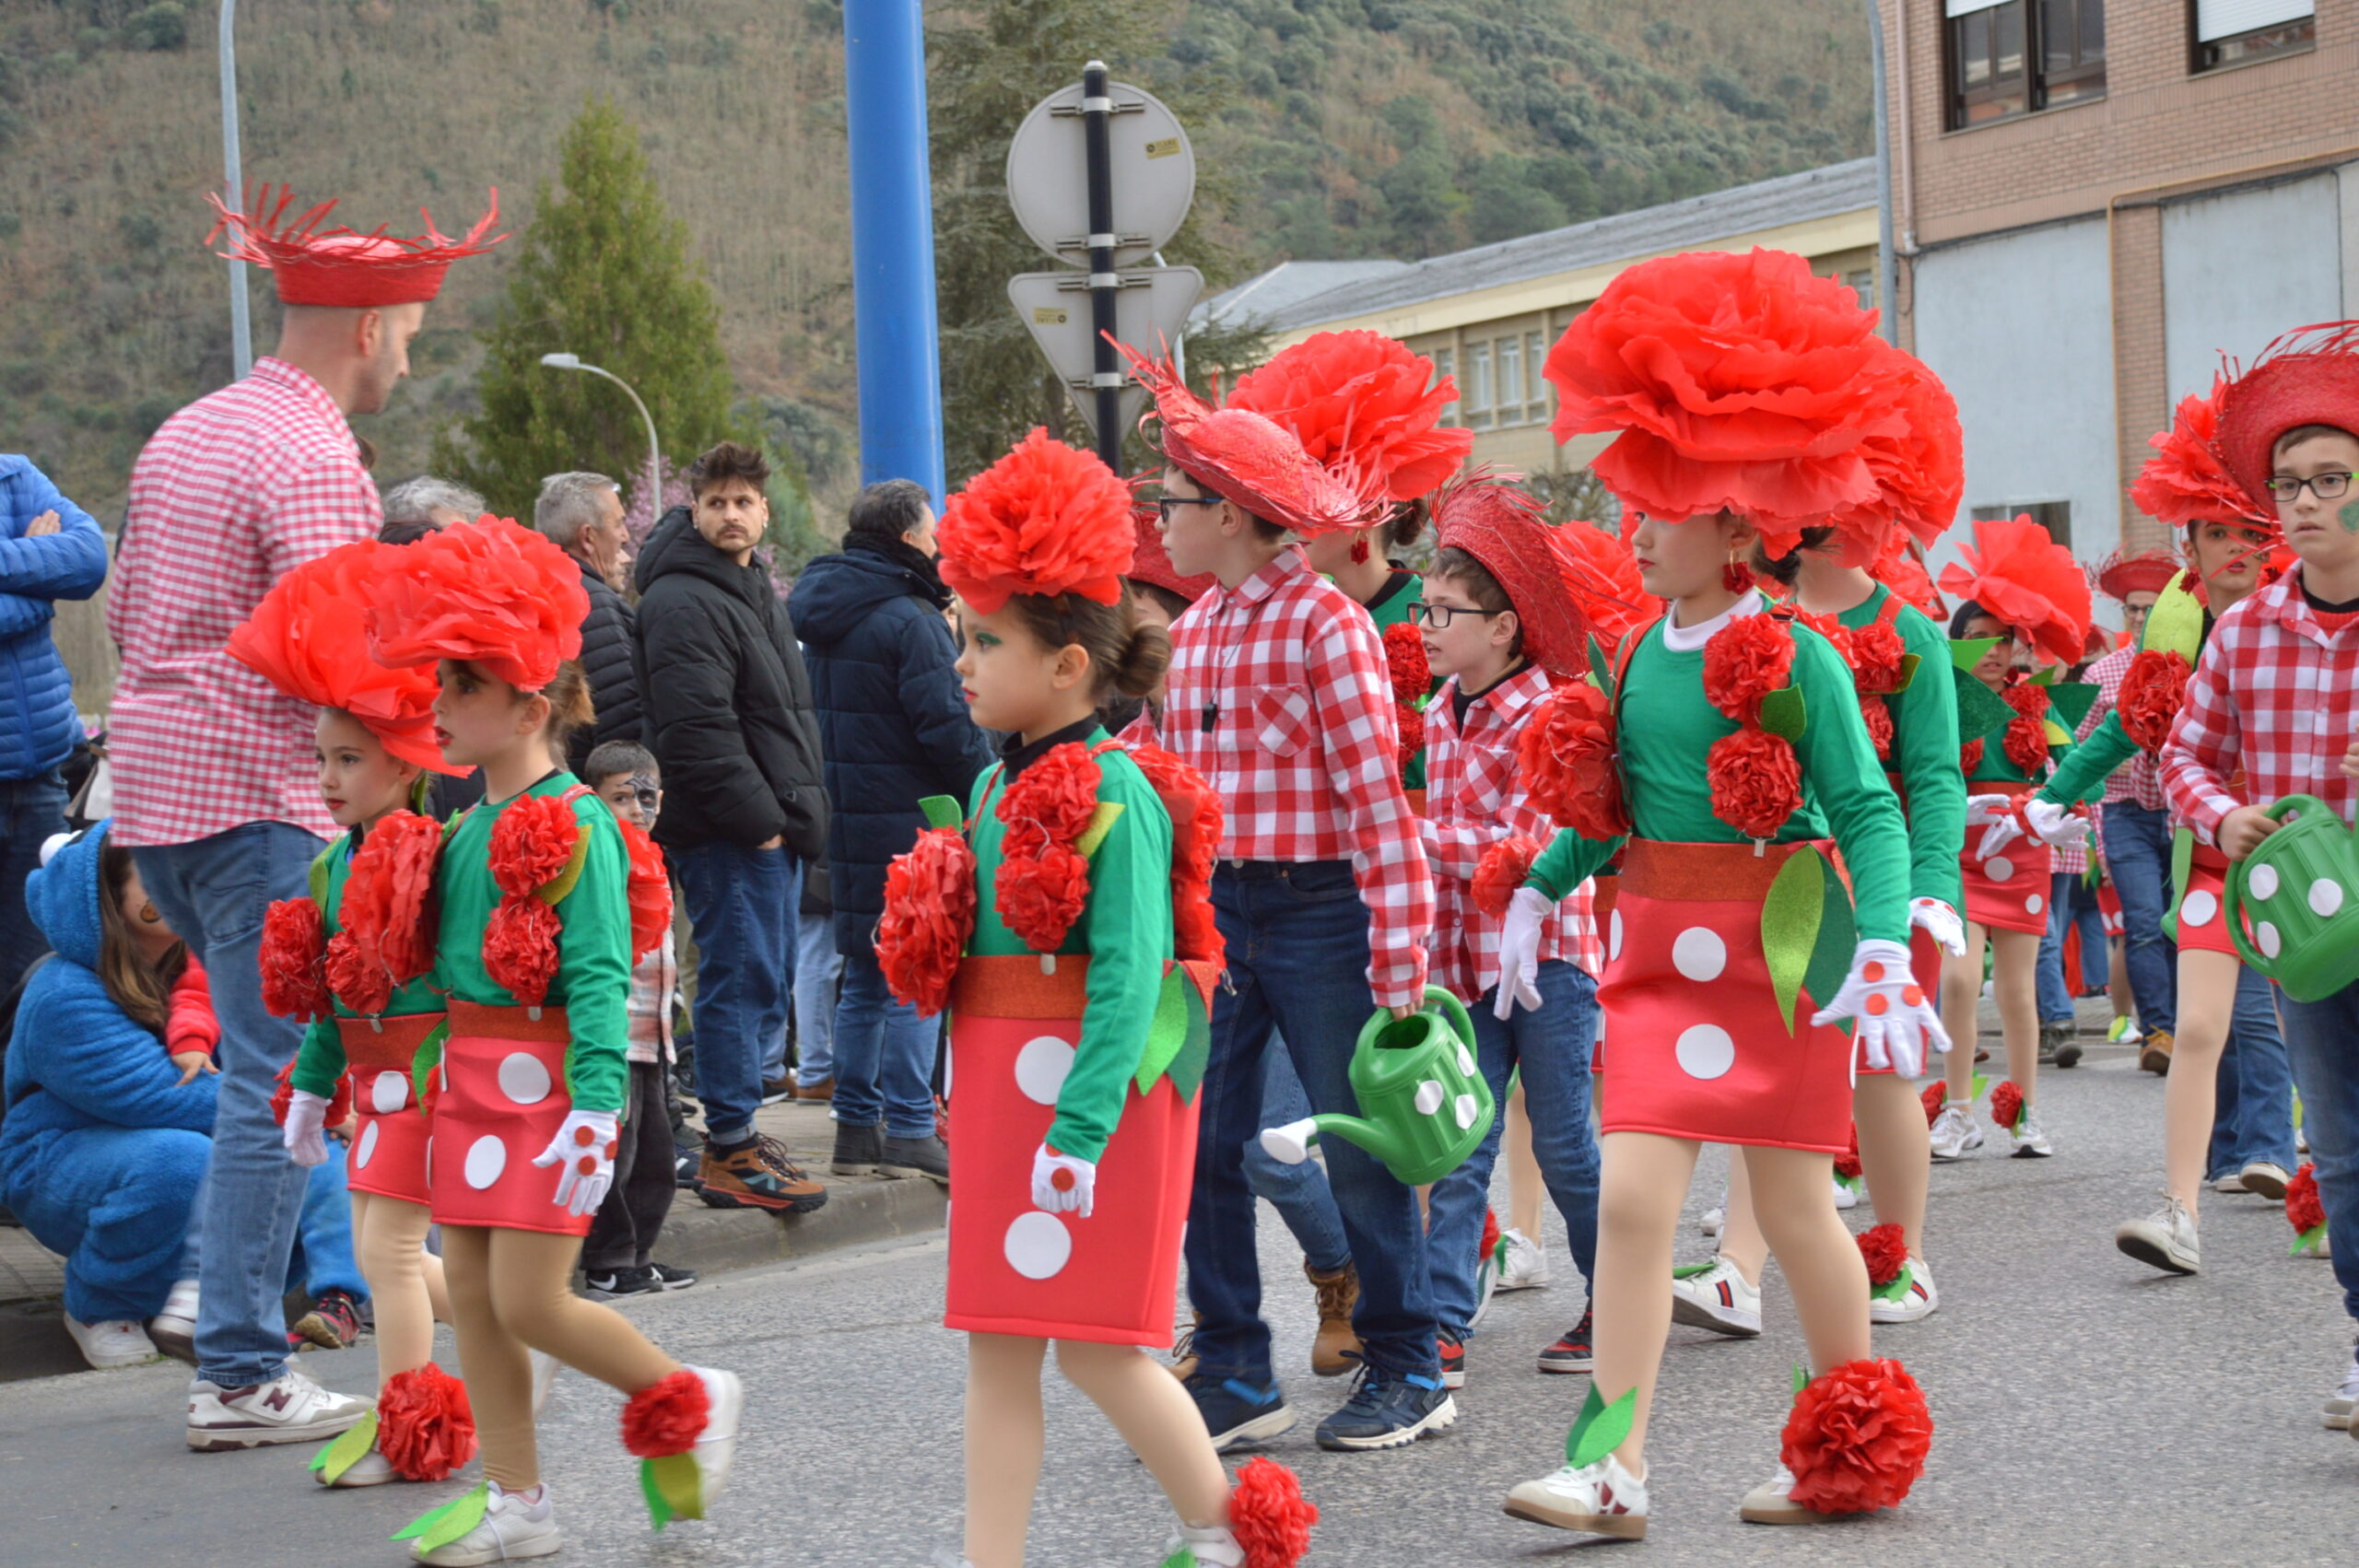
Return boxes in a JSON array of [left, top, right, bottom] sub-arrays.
[[1946, 0, 2105, 130], [2192, 0, 2314, 71], [1973, 500, 2072, 549], [1496, 336, 1522, 427], [1467, 342, 1494, 432], [1434, 347, 1457, 427], [1525, 331, 1550, 424]]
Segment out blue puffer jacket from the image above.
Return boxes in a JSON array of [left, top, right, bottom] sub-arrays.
[[788, 537, 995, 954], [0, 822, 216, 1206], [0, 458, 109, 780]]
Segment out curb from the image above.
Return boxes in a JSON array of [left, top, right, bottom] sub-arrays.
[[653, 1173, 945, 1278]]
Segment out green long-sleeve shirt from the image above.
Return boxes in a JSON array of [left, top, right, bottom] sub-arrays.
[[288, 826, 447, 1102], [434, 774, 633, 1115], [965, 730, 1172, 1164], [1844, 583, 1966, 912], [1527, 609, 1914, 944], [2036, 709, 2138, 809]]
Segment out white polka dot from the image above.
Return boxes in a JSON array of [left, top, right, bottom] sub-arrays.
[[2310, 879, 2346, 919], [1456, 1043, 1476, 1076], [1671, 928, 1727, 982], [2180, 890, 2218, 929], [1453, 1093, 1480, 1130], [2025, 894, 2044, 917], [464, 1135, 507, 1190], [943, 1044, 954, 1100], [370, 1071, 408, 1116], [2259, 921, 2283, 959], [1673, 1024, 1735, 1081], [1414, 1080, 1445, 1116], [2250, 863, 2281, 900], [1003, 1211, 1071, 1280], [1985, 856, 2015, 885], [354, 1118, 379, 1169], [1609, 909, 1624, 962], [1014, 1036, 1074, 1106], [497, 1052, 552, 1106]]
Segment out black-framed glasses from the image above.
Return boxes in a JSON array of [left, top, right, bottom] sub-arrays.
[[1155, 495, 1223, 524], [2266, 471, 2353, 502], [1407, 600, 1504, 628]]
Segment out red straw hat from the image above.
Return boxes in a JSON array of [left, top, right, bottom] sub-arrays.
[[1225, 330, 1474, 503], [2093, 548, 2180, 603], [1430, 475, 1588, 679], [1127, 501, 1215, 604], [1115, 343, 1373, 536], [363, 517, 586, 691], [2215, 322, 2359, 517], [205, 184, 504, 308], [1937, 514, 2092, 667], [2131, 374, 2276, 532], [937, 428, 1134, 614]]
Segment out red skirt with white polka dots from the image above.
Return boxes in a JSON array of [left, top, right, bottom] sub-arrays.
[[1961, 789, 2051, 936], [428, 1001, 590, 1237], [2097, 878, 2124, 937], [2172, 843, 2239, 957], [340, 1012, 440, 1206], [1595, 839, 1853, 1154], [943, 956, 1203, 1347]]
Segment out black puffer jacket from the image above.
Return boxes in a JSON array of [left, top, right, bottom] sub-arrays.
[[567, 555, 644, 778], [631, 506, 827, 858]]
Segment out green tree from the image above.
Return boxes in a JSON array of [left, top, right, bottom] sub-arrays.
[[436, 98, 744, 517]]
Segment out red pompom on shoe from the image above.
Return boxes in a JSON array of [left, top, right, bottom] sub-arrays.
[[1834, 1124, 1863, 1182], [1920, 1080, 1947, 1126], [621, 1368, 711, 1458], [2288, 1163, 2327, 1235], [1707, 728, 1802, 841], [1989, 1080, 2025, 1133], [1855, 1223, 1908, 1288], [1520, 681, 1627, 841], [342, 810, 442, 987], [483, 896, 563, 1006], [1702, 614, 1794, 724], [323, 929, 393, 1018], [487, 791, 581, 900], [1227, 1456, 1319, 1568], [1473, 836, 1542, 917], [377, 1363, 477, 1481], [616, 816, 674, 964], [2118, 649, 2191, 754], [1780, 1357, 1932, 1515], [1382, 621, 1430, 705], [878, 828, 979, 1016], [260, 898, 333, 1021]]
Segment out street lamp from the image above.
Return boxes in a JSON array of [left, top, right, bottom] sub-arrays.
[[539, 353, 663, 509]]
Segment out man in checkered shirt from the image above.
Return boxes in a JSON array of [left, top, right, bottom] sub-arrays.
[[109, 189, 496, 1449]]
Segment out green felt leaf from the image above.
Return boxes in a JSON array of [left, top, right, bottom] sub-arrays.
[[307, 843, 334, 909], [1954, 667, 2015, 743], [919, 794, 964, 832], [1589, 634, 1614, 703], [1670, 1261, 1718, 1280], [1074, 800, 1125, 860], [1870, 1266, 1914, 1304], [410, 1022, 448, 1107], [1892, 650, 1921, 694], [2047, 681, 2100, 731], [1164, 979, 1213, 1104], [1161, 1550, 1198, 1568], [1791, 1362, 1810, 1398], [1950, 636, 2000, 672], [1971, 1072, 1990, 1102], [1802, 850, 1858, 1023], [2028, 666, 2058, 687], [1757, 685, 1806, 742], [2165, 827, 2196, 944], [1134, 967, 1191, 1095], [642, 1453, 702, 1529], [1563, 1383, 1603, 1464], [2294, 1224, 2330, 1256], [1762, 849, 1825, 1035], [392, 1482, 487, 1548], [311, 1409, 378, 1480], [1567, 1386, 1637, 1469], [2144, 576, 2205, 662]]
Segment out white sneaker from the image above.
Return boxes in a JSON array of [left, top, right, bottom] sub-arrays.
[[1832, 1176, 1860, 1210], [2008, 1106, 2054, 1158], [321, 1445, 400, 1488], [2241, 1162, 2292, 1200], [1739, 1465, 1842, 1525], [65, 1315, 158, 1369], [2210, 1172, 2248, 1194], [686, 1365, 742, 1509], [148, 1278, 199, 1365], [530, 1349, 558, 1416], [1699, 1206, 1725, 1237], [1670, 1256, 1762, 1338], [2115, 1195, 2200, 1275], [1869, 1257, 1940, 1325], [2324, 1348, 2359, 1431], [186, 1367, 373, 1450], [1161, 1522, 1246, 1566], [1929, 1104, 1984, 1162], [1496, 1228, 1550, 1291], [413, 1482, 560, 1565], [1504, 1452, 1649, 1539]]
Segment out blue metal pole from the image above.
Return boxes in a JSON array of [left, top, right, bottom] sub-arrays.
[[219, 0, 252, 379], [843, 0, 946, 504]]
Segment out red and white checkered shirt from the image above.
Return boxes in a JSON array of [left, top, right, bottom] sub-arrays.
[[2162, 568, 2359, 845], [1145, 548, 1434, 1007], [1421, 664, 1600, 1000], [2078, 644, 2165, 813], [107, 358, 380, 847]]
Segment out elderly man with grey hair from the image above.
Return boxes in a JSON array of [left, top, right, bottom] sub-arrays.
[[376, 474, 484, 544], [534, 469, 643, 772]]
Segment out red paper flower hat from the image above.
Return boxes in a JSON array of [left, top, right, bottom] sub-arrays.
[[1821, 338, 1966, 562], [205, 184, 504, 308], [228, 540, 465, 775], [1224, 330, 1474, 503], [2132, 374, 2276, 532], [2214, 322, 2359, 518], [363, 517, 587, 692], [1127, 501, 1217, 604], [1552, 516, 1663, 658], [1114, 343, 1373, 536], [938, 428, 1133, 614], [1936, 514, 2092, 668], [2093, 547, 2182, 603], [1430, 473, 1617, 680], [1870, 537, 1947, 619]]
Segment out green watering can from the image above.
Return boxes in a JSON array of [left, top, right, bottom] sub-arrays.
[[2226, 796, 2359, 1004], [1259, 987, 1494, 1187]]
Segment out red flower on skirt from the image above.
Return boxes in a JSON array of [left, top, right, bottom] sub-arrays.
[[483, 896, 563, 1006], [1473, 836, 1542, 917], [323, 929, 392, 1017], [487, 791, 580, 898], [1520, 681, 1628, 841], [1780, 1357, 1932, 1514], [1989, 1079, 2025, 1132], [1847, 622, 1908, 695], [878, 828, 979, 1016], [1855, 1222, 1908, 1287], [342, 811, 441, 987], [616, 816, 674, 964], [2288, 1163, 2327, 1235], [2118, 649, 2190, 753], [259, 898, 332, 1021], [1861, 698, 1895, 763], [1703, 614, 1794, 723], [2001, 683, 2051, 776], [1707, 727, 1802, 841]]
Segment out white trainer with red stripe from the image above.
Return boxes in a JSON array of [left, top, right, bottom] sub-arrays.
[[1669, 1256, 1762, 1338], [1504, 1452, 1649, 1539], [1869, 1256, 1941, 1325]]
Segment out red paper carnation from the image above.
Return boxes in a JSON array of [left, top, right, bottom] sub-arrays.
[[342, 811, 441, 987], [260, 897, 333, 1021], [1227, 330, 1473, 503], [938, 427, 1133, 614], [1855, 1223, 1908, 1287], [1520, 681, 1628, 841], [2118, 649, 2191, 753], [377, 1363, 476, 1482], [1780, 1358, 1932, 1515], [362, 517, 586, 691], [2001, 684, 2051, 777], [1394, 700, 1425, 767], [1862, 698, 1895, 763], [1848, 623, 1908, 695], [323, 929, 392, 1017], [998, 743, 1104, 851], [1702, 614, 1795, 723], [620, 1368, 710, 1458], [1473, 836, 1543, 917], [1129, 743, 1228, 968], [1555, 517, 1661, 658], [1708, 727, 1803, 841], [1834, 1124, 1863, 1181], [993, 744, 1106, 953], [616, 816, 674, 965], [2288, 1163, 2326, 1235], [270, 1052, 352, 1128], [1821, 339, 1966, 561], [997, 839, 1091, 954], [487, 791, 581, 899], [483, 896, 563, 1006], [1227, 1455, 1320, 1568], [1921, 1080, 1946, 1125], [1383, 621, 1431, 704], [1938, 515, 2092, 669], [1989, 1079, 2025, 1132], [2131, 374, 2275, 532], [878, 828, 979, 1015], [1959, 739, 1985, 775]]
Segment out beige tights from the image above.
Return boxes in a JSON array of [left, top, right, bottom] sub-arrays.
[[1505, 1084, 1544, 1240], [348, 1191, 450, 1389], [2163, 950, 2243, 1218], [1942, 923, 2041, 1107], [1717, 1071, 1935, 1281]]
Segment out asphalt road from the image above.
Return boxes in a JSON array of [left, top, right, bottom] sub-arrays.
[[5, 1044, 2354, 1568]]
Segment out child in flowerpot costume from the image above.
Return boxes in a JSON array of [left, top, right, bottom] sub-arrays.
[[1496, 248, 1942, 1539], [242, 541, 475, 1490], [357, 520, 734, 1565], [875, 429, 1314, 1568]]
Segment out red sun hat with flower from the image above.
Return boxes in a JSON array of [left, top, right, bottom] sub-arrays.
[[228, 540, 466, 776], [363, 516, 587, 691], [1126, 501, 1216, 604], [1224, 330, 1475, 504], [205, 184, 504, 308], [1937, 514, 2093, 668], [1114, 343, 1373, 537], [1429, 472, 1617, 680], [2093, 547, 2182, 603], [2132, 373, 2278, 533], [2214, 321, 2359, 516], [937, 428, 1134, 614]]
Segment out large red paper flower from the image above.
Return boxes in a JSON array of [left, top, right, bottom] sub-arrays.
[[1855, 1223, 1907, 1287], [1989, 1079, 2025, 1132], [616, 816, 674, 964], [1702, 614, 1794, 723], [1382, 622, 1430, 704], [993, 743, 1106, 954], [2001, 684, 2051, 777], [488, 792, 581, 899], [377, 1363, 476, 1482], [1862, 698, 1895, 763], [2118, 649, 2191, 753], [1473, 836, 1543, 917], [484, 896, 562, 1006], [1227, 1456, 1320, 1568], [1393, 700, 1425, 768], [1520, 681, 1628, 841], [620, 1368, 711, 1458], [1848, 623, 1908, 695], [996, 839, 1091, 954], [342, 812, 440, 987], [2132, 374, 2275, 531], [1226, 330, 1473, 503], [323, 929, 392, 1017], [2288, 1164, 2326, 1235], [260, 897, 333, 1021], [1821, 339, 1966, 560], [1938, 515, 2092, 669], [1130, 743, 1228, 967], [939, 428, 1133, 614], [1708, 727, 1802, 841], [998, 743, 1104, 851], [363, 517, 586, 691], [878, 828, 979, 1016], [1921, 1080, 1947, 1125], [1781, 1358, 1932, 1515]]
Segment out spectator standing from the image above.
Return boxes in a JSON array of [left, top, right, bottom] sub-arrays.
[[789, 478, 992, 1182], [534, 471, 645, 774], [376, 474, 484, 544], [787, 857, 843, 1100], [0, 457, 109, 983], [634, 441, 829, 1213]]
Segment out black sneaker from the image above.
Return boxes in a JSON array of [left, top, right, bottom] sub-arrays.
[[758, 1075, 797, 1107], [833, 1121, 883, 1176], [1315, 1364, 1457, 1451], [2054, 1034, 2084, 1070], [584, 1265, 660, 1300], [1437, 1336, 1466, 1389], [647, 1262, 700, 1292], [1181, 1371, 1297, 1452], [879, 1132, 950, 1185], [1537, 1310, 1594, 1375]]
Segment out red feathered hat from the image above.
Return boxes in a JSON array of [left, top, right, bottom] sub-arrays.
[[2094, 548, 2181, 603], [1225, 330, 1474, 503], [938, 428, 1134, 615], [205, 185, 505, 309], [1127, 501, 1216, 604], [1430, 474, 1595, 679], [1821, 338, 1965, 561], [2215, 322, 2359, 517], [363, 516, 586, 691], [1543, 248, 1906, 556], [1115, 343, 1372, 537], [228, 541, 464, 776], [2131, 375, 2276, 532], [1937, 514, 2092, 667]]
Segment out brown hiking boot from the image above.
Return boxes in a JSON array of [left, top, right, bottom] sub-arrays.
[[2140, 1028, 2175, 1076], [1166, 1309, 1202, 1381], [698, 1134, 828, 1214], [1308, 1260, 1361, 1376]]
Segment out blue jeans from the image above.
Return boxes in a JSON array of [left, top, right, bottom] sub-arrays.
[[10, 1124, 207, 1324], [792, 905, 843, 1087], [2098, 802, 2176, 1034], [830, 945, 938, 1141], [1426, 961, 1602, 1340], [1185, 860, 1438, 1382], [1239, 1043, 1350, 1274], [672, 843, 801, 1145], [2279, 981, 2359, 1323], [181, 1140, 369, 1305], [135, 822, 325, 1387], [2037, 871, 2109, 1024], [2205, 965, 2298, 1178], [0, 770, 65, 985]]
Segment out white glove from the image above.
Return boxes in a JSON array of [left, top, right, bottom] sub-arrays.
[[1812, 938, 1952, 1080], [1908, 897, 1966, 958], [2024, 797, 2088, 849], [1030, 1142, 1097, 1218], [533, 1108, 620, 1218], [1964, 794, 2026, 860], [1493, 885, 1553, 1021], [282, 1089, 331, 1168]]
